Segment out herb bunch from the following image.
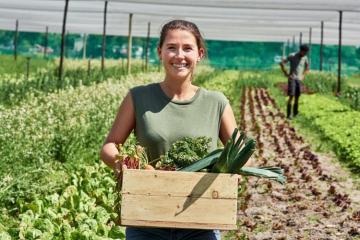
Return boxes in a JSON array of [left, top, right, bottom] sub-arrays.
[[156, 136, 211, 170]]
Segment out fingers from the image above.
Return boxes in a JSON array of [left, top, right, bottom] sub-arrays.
[[114, 160, 122, 173], [116, 161, 154, 172], [114, 161, 126, 181], [237, 174, 243, 183], [144, 164, 155, 170]]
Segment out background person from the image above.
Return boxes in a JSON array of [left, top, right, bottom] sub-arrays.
[[280, 44, 310, 119]]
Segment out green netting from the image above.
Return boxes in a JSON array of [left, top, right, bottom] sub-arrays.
[[0, 30, 359, 75]]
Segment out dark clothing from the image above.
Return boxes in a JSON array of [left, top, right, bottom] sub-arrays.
[[287, 96, 300, 118], [126, 227, 220, 240], [287, 78, 301, 97]]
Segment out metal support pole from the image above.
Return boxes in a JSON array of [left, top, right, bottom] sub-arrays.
[[58, 0, 69, 86], [127, 13, 133, 74], [14, 19, 19, 61], [337, 11, 342, 95], [101, 1, 108, 72], [44, 26, 48, 59], [320, 21, 324, 71], [142, 42, 146, 72], [309, 27, 312, 68], [299, 32, 302, 46], [83, 33, 87, 59], [145, 22, 151, 72]]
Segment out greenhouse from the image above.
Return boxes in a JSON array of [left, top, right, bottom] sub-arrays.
[[0, 0, 359, 239]]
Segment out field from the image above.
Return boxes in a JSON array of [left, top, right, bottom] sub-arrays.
[[0, 57, 359, 239]]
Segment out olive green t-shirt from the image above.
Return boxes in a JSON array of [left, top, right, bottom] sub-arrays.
[[130, 83, 228, 163]]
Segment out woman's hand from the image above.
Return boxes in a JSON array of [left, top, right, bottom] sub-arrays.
[[144, 164, 155, 170], [114, 160, 127, 181], [238, 174, 243, 183]]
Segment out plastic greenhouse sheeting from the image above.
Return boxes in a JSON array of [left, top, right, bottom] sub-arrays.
[[0, 0, 359, 45]]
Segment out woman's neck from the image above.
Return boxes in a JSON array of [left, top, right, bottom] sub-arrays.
[[160, 78, 198, 101]]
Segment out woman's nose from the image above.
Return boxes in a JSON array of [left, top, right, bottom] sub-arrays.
[[175, 49, 185, 57]]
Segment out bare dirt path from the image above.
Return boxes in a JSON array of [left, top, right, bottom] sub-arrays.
[[225, 88, 360, 240]]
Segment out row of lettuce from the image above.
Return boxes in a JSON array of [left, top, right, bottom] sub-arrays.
[[297, 95, 360, 169], [292, 72, 360, 169]]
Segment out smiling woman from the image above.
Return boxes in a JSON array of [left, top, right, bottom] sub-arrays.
[[100, 19, 240, 240], [157, 21, 205, 90]]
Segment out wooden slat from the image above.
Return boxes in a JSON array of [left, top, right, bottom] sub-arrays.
[[121, 219, 237, 230], [122, 169, 238, 199], [121, 195, 237, 230], [120, 169, 238, 230]]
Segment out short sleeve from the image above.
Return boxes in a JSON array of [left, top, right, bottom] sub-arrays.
[[129, 85, 142, 118], [206, 91, 229, 121], [218, 92, 229, 119]]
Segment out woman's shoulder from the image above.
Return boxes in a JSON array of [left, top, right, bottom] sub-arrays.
[[200, 88, 228, 103], [131, 82, 158, 93], [129, 83, 160, 104]]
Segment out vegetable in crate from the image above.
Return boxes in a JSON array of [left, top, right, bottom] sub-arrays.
[[114, 129, 286, 184], [156, 136, 211, 170], [115, 144, 149, 169], [179, 128, 286, 184]]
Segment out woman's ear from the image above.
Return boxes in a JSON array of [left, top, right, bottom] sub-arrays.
[[157, 47, 162, 61], [198, 48, 205, 61]]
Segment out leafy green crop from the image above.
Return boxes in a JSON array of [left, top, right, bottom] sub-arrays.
[[299, 94, 360, 169], [156, 136, 211, 169]]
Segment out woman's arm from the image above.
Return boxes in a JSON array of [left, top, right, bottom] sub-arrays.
[[219, 104, 254, 167], [219, 104, 237, 145], [100, 92, 136, 170]]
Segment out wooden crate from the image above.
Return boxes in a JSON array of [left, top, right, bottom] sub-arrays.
[[120, 169, 238, 230]]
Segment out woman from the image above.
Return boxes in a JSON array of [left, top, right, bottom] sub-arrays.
[[100, 19, 238, 240]]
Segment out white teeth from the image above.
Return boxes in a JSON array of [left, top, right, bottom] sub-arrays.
[[172, 63, 187, 68]]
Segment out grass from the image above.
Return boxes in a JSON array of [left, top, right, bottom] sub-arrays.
[[0, 55, 53, 75], [347, 74, 360, 88]]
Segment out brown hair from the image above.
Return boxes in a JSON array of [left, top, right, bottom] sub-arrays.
[[158, 20, 207, 57]]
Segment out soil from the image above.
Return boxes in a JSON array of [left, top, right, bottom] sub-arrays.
[[223, 88, 360, 240]]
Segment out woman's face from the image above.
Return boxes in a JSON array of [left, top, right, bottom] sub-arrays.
[[158, 29, 204, 81]]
